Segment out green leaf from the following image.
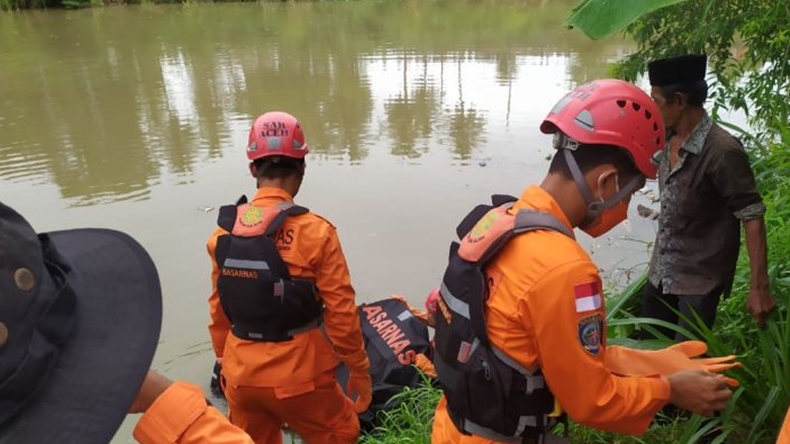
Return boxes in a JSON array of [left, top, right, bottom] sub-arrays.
[[567, 0, 693, 40]]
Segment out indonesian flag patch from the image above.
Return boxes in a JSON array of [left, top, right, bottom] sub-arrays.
[[574, 281, 602, 313]]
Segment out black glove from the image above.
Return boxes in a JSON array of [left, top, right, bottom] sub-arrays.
[[210, 360, 226, 398]]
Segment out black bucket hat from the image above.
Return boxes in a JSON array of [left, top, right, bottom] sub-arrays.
[[0, 202, 162, 444]]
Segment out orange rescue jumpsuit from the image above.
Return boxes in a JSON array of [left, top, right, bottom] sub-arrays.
[[778, 406, 790, 444], [207, 187, 367, 444], [134, 381, 254, 444], [431, 186, 670, 443]]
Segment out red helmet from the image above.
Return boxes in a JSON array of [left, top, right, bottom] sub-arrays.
[[246, 111, 309, 161], [539, 79, 664, 179]]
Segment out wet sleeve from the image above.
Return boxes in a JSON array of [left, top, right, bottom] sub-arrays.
[[523, 260, 670, 436], [315, 226, 366, 365], [133, 382, 254, 444], [207, 229, 231, 359], [708, 143, 764, 217]]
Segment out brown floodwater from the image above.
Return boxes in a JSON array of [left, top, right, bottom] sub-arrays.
[[0, 1, 662, 440]]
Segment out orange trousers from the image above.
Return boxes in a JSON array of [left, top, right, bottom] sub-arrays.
[[225, 369, 360, 444]]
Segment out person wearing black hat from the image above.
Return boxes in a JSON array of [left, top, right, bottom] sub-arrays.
[[0, 202, 253, 444], [641, 54, 776, 341]]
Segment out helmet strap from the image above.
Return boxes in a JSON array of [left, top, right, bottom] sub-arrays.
[[562, 149, 642, 225]]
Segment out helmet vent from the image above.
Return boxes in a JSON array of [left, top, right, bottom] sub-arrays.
[[616, 100, 627, 108], [632, 102, 641, 111]]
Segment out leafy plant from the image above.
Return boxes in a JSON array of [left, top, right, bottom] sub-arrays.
[[567, 0, 688, 40]]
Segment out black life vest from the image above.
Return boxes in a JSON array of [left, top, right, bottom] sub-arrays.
[[433, 194, 573, 443], [337, 298, 432, 431], [215, 195, 323, 342]]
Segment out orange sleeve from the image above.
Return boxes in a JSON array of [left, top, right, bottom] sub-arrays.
[[314, 226, 366, 365], [133, 381, 254, 444], [415, 353, 437, 379], [523, 260, 670, 436], [207, 228, 231, 359], [778, 405, 790, 444]]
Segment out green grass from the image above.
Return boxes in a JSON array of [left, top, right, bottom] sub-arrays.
[[359, 374, 441, 444]]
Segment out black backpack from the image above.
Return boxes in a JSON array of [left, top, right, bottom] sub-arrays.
[[433, 195, 572, 443], [337, 298, 432, 431]]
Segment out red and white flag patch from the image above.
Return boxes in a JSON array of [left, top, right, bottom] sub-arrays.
[[574, 281, 602, 313]]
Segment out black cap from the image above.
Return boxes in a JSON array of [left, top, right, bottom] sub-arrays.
[[648, 54, 707, 86]]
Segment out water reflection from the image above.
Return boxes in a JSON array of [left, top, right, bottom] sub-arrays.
[[0, 0, 630, 205], [0, 6, 650, 441]]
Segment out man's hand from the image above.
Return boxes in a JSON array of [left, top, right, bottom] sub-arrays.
[[129, 371, 174, 414], [347, 369, 372, 413], [747, 286, 776, 327], [667, 370, 732, 417], [743, 218, 774, 327], [210, 360, 226, 398], [335, 348, 373, 413]]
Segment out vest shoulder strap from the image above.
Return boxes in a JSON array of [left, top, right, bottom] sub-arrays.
[[513, 209, 573, 238], [459, 206, 573, 264], [217, 195, 248, 232], [490, 194, 517, 207], [264, 203, 309, 236]]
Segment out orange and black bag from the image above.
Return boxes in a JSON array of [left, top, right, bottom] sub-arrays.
[[337, 297, 432, 431]]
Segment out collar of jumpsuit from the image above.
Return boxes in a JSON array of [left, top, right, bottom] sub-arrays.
[[252, 186, 295, 204], [517, 185, 576, 237]]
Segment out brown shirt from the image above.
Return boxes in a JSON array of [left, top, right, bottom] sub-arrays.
[[647, 115, 765, 296]]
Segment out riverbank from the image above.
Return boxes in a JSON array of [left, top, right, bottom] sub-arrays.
[[354, 133, 790, 442], [363, 225, 789, 443], [2, 0, 253, 11]]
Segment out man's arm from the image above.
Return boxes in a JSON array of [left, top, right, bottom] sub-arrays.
[[708, 143, 775, 326], [525, 261, 731, 434], [314, 225, 371, 411], [523, 261, 669, 435], [132, 372, 255, 444], [743, 217, 776, 326], [206, 229, 231, 359], [314, 226, 365, 357]]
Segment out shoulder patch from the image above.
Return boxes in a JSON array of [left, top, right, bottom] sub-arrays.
[[240, 206, 264, 227], [577, 313, 603, 355]]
